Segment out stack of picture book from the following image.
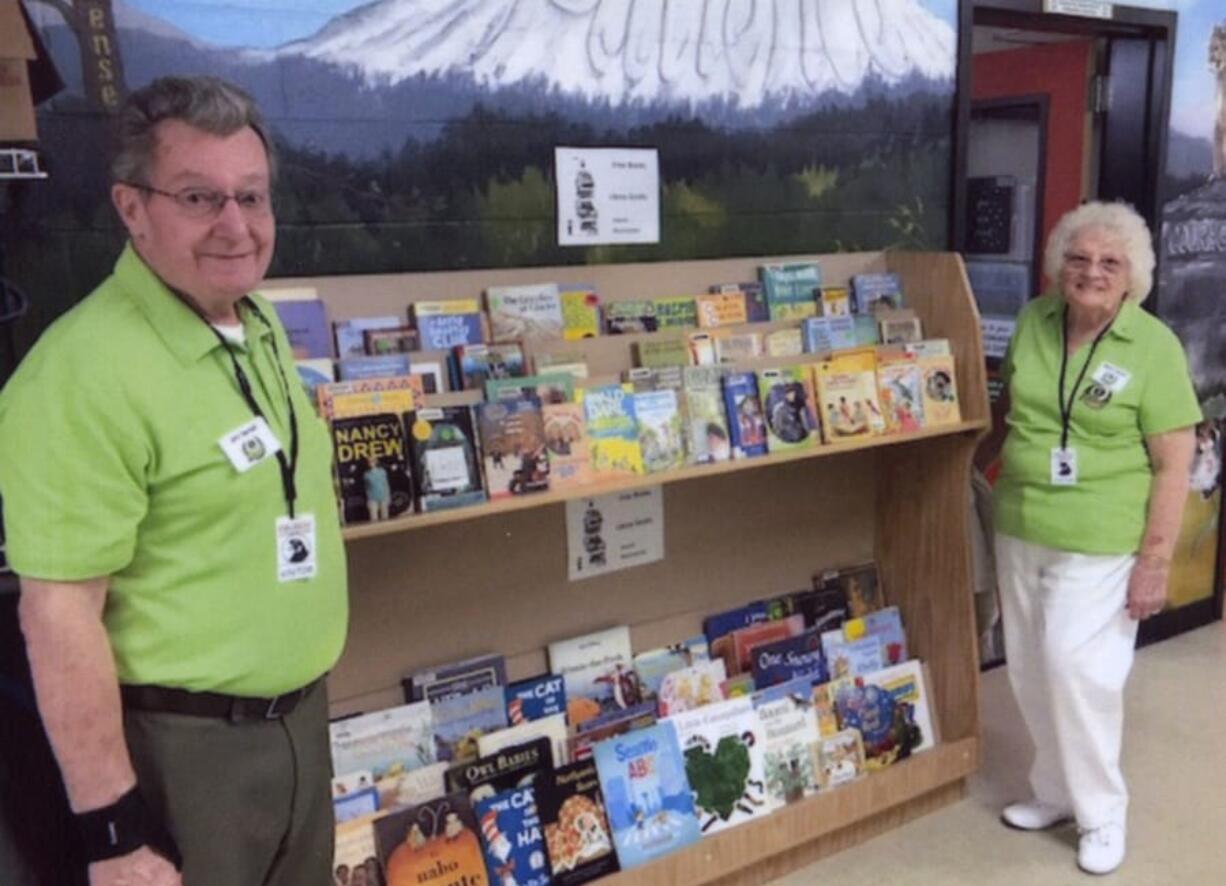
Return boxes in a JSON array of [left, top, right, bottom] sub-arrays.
[[327, 561, 939, 883]]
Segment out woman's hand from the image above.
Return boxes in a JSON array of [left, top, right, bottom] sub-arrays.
[[1126, 555, 1170, 620]]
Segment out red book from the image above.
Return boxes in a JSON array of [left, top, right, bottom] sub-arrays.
[[727, 614, 804, 675]]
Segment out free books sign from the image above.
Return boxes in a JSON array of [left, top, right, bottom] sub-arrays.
[[555, 147, 660, 246], [566, 487, 664, 580]]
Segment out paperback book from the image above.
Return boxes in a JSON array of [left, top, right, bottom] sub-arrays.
[[407, 405, 485, 512], [430, 684, 510, 763], [877, 308, 923, 345], [710, 281, 768, 322], [485, 373, 574, 405], [752, 675, 822, 804], [603, 300, 658, 334], [764, 328, 804, 357], [331, 411, 415, 524], [801, 315, 857, 353], [329, 701, 437, 806], [560, 287, 601, 340], [635, 338, 690, 368], [538, 759, 620, 884], [333, 314, 403, 358], [714, 331, 762, 364], [842, 605, 908, 666], [650, 295, 699, 329], [406, 653, 507, 704], [633, 636, 710, 701], [728, 614, 805, 675], [337, 353, 411, 382], [542, 402, 593, 489], [758, 366, 820, 452], [486, 282, 563, 342], [851, 272, 904, 313], [876, 351, 925, 433], [580, 384, 644, 477], [294, 358, 333, 403], [271, 297, 330, 359], [821, 631, 885, 681], [455, 342, 526, 391], [695, 291, 748, 328], [657, 659, 727, 717], [412, 298, 485, 350], [479, 713, 570, 770], [478, 398, 550, 500], [819, 286, 851, 317], [814, 347, 886, 442], [814, 561, 885, 618], [721, 371, 768, 459], [682, 366, 731, 464], [633, 388, 686, 473], [817, 729, 866, 787], [363, 325, 418, 355], [334, 818, 385, 886], [685, 331, 717, 366], [760, 262, 820, 320], [918, 350, 962, 426], [568, 703, 658, 762]]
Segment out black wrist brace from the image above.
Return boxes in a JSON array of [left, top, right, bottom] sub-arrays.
[[75, 785, 182, 868]]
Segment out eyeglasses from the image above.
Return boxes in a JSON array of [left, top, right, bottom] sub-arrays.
[[125, 182, 272, 219], [1063, 251, 1126, 276]]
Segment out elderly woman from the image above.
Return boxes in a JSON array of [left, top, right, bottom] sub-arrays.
[[993, 201, 1200, 875]]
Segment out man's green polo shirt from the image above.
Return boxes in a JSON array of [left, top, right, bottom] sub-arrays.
[[0, 245, 347, 696], [994, 294, 1201, 555]]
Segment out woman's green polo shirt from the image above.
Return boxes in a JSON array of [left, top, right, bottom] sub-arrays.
[[994, 294, 1201, 555], [0, 246, 347, 696]]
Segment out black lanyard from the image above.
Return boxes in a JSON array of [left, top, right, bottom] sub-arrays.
[[1057, 304, 1115, 452], [203, 298, 300, 518]]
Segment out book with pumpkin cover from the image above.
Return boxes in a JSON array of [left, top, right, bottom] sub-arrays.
[[813, 347, 886, 443], [477, 398, 550, 500], [474, 784, 550, 886], [374, 792, 486, 886], [542, 402, 592, 489], [485, 282, 563, 343], [538, 759, 620, 884], [758, 366, 820, 453], [560, 287, 601, 340], [407, 405, 485, 512], [664, 695, 779, 835], [876, 347, 926, 434]]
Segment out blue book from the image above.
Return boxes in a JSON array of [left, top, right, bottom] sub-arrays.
[[760, 262, 821, 320], [846, 606, 908, 666], [505, 674, 567, 724], [851, 272, 904, 313], [750, 628, 828, 688], [332, 315, 403, 358], [722, 371, 767, 459], [337, 353, 411, 380], [801, 315, 857, 353], [592, 723, 701, 869], [702, 603, 769, 649], [474, 785, 550, 886], [414, 300, 485, 350], [333, 785, 379, 823], [272, 299, 331, 359]]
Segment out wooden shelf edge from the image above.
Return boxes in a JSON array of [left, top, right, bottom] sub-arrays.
[[342, 419, 989, 541], [599, 736, 980, 886]]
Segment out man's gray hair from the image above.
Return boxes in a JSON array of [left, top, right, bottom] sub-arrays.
[[1043, 201, 1155, 303], [111, 75, 277, 186]]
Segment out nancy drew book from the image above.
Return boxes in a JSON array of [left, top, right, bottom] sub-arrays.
[[539, 759, 620, 884], [407, 406, 485, 512], [814, 348, 886, 442], [665, 695, 778, 834], [331, 412, 415, 524], [478, 399, 550, 500], [592, 724, 701, 869], [721, 371, 767, 459], [760, 262, 820, 320], [758, 367, 819, 452], [542, 402, 592, 489], [548, 625, 636, 726], [486, 282, 563, 342], [375, 792, 486, 886], [412, 298, 485, 350], [474, 785, 550, 886], [580, 385, 644, 477], [633, 388, 686, 473]]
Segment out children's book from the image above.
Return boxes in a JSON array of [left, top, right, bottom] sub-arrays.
[[682, 366, 731, 465], [603, 300, 658, 334], [560, 286, 601, 340], [657, 659, 727, 717], [409, 352, 447, 395], [542, 402, 592, 489], [635, 338, 690, 368], [876, 308, 923, 345], [665, 696, 778, 834], [834, 672, 923, 770], [548, 625, 636, 726], [333, 314, 404, 358], [685, 331, 717, 366], [538, 759, 620, 883], [478, 713, 570, 770], [478, 398, 550, 500], [444, 736, 553, 804], [821, 631, 885, 681], [412, 298, 485, 350], [329, 701, 437, 808], [843, 605, 908, 666], [876, 350, 925, 433], [337, 353, 412, 382], [758, 366, 820, 452], [374, 792, 485, 886], [789, 586, 849, 634], [429, 685, 510, 763], [710, 281, 769, 322], [486, 282, 563, 342], [535, 349, 590, 371], [331, 411, 416, 524], [294, 358, 334, 404], [810, 682, 843, 737], [750, 628, 828, 688], [695, 291, 748, 328], [863, 660, 937, 754], [505, 674, 567, 725], [751, 675, 822, 805], [407, 405, 485, 512], [817, 729, 866, 787], [474, 785, 550, 886], [406, 654, 508, 704], [728, 614, 805, 676], [568, 703, 658, 762], [624, 365, 684, 393], [721, 371, 767, 459], [650, 295, 699, 329], [318, 376, 424, 421], [271, 297, 330, 359], [819, 285, 851, 317], [702, 601, 770, 665], [592, 723, 702, 869], [918, 349, 961, 426], [580, 384, 644, 478], [485, 373, 574, 405], [801, 315, 857, 353], [334, 786, 380, 823], [335, 817, 386, 886], [851, 272, 904, 313], [714, 331, 762, 364], [853, 314, 881, 346], [363, 325, 419, 355], [814, 348, 886, 442], [633, 388, 686, 473], [760, 262, 820, 320], [720, 674, 756, 699], [633, 636, 710, 702], [381, 761, 450, 810], [764, 328, 804, 357], [814, 561, 885, 618], [455, 342, 526, 391]]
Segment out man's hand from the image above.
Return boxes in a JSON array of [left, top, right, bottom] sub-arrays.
[[89, 847, 181, 885], [1126, 556, 1169, 621]]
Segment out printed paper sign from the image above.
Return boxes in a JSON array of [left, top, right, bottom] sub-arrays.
[[981, 315, 1016, 360], [566, 486, 664, 580], [555, 147, 660, 246]]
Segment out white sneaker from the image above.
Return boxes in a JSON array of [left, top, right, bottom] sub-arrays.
[[1078, 823, 1126, 875], [1001, 799, 1073, 830]]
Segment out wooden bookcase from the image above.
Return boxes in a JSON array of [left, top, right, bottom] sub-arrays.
[[276, 251, 989, 885]]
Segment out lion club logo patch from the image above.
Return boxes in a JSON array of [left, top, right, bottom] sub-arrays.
[[1080, 381, 1112, 409], [241, 435, 267, 463]]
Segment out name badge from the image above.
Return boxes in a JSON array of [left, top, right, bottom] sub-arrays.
[[1091, 362, 1131, 393], [219, 418, 282, 473], [1050, 447, 1078, 486], [276, 513, 317, 582]]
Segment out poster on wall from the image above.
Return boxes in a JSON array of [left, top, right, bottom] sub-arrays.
[[555, 147, 660, 246], [565, 487, 664, 581]]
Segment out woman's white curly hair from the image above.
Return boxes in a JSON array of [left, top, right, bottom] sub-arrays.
[[1043, 201, 1155, 303]]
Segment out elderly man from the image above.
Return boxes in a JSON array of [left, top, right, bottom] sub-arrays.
[[0, 76, 347, 885]]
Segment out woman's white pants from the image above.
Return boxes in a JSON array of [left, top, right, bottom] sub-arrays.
[[994, 533, 1138, 830]]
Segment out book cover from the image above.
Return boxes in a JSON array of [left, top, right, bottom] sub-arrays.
[[592, 723, 701, 869], [702, 601, 769, 661], [817, 729, 866, 787], [335, 817, 386, 886], [478, 713, 570, 770], [486, 282, 563, 342], [430, 684, 510, 763], [801, 315, 857, 353], [409, 352, 446, 396], [720, 674, 756, 699], [271, 298, 331, 359], [603, 300, 657, 334], [853, 314, 881, 346], [633, 636, 710, 701], [334, 314, 403, 358], [294, 358, 334, 404], [919, 352, 962, 426], [819, 286, 851, 317], [789, 586, 849, 634], [625, 365, 684, 393], [329, 701, 437, 804], [413, 299, 485, 350], [444, 736, 553, 804], [833, 675, 921, 770], [721, 371, 767, 459], [560, 287, 601, 340], [317, 376, 423, 421], [374, 792, 486, 886], [876, 355, 925, 433], [407, 654, 508, 704], [650, 295, 699, 329], [538, 759, 620, 884], [580, 385, 644, 478], [695, 291, 748, 328], [710, 281, 768, 322], [810, 681, 843, 737], [455, 342, 526, 391], [714, 331, 762, 364], [547, 625, 636, 726], [764, 328, 804, 357], [334, 785, 380, 823], [474, 785, 550, 886], [657, 659, 727, 717], [331, 411, 416, 524], [505, 674, 567, 725], [728, 614, 805, 676], [666, 695, 778, 834], [814, 348, 886, 442], [843, 605, 908, 666], [685, 331, 717, 366], [337, 353, 412, 382], [760, 262, 820, 320], [758, 366, 820, 452], [682, 366, 731, 465], [407, 406, 485, 512], [820, 631, 885, 681], [750, 628, 828, 688], [814, 561, 885, 618], [568, 703, 658, 762], [863, 660, 936, 754], [478, 398, 550, 500], [877, 308, 923, 345], [634, 338, 690, 368], [751, 675, 822, 805], [381, 761, 450, 810], [633, 388, 686, 473], [364, 325, 419, 355], [542, 402, 592, 489], [485, 373, 574, 405], [851, 272, 904, 313]]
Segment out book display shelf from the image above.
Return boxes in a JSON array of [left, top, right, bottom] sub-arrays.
[[282, 250, 989, 885]]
